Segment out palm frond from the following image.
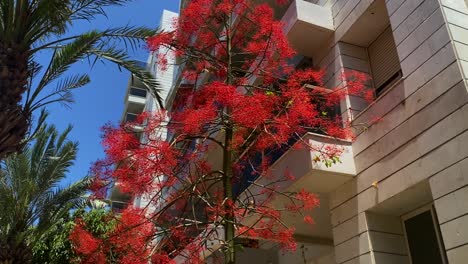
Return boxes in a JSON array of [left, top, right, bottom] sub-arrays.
[[23, 109, 49, 145], [0, 0, 16, 39], [70, 0, 130, 21], [25, 31, 102, 111], [29, 74, 91, 112], [0, 123, 89, 248], [26, 26, 162, 111], [101, 25, 159, 52], [89, 47, 163, 106], [33, 176, 92, 240]]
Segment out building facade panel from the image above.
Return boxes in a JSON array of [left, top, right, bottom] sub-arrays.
[[446, 243, 468, 263], [354, 81, 468, 173], [353, 62, 462, 157], [322, 0, 468, 260], [434, 185, 468, 224], [395, 6, 445, 67]]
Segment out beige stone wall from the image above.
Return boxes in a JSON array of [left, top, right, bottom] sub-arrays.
[[438, 0, 468, 81], [333, 212, 409, 264], [430, 158, 468, 262], [277, 244, 336, 264], [309, 0, 468, 263]]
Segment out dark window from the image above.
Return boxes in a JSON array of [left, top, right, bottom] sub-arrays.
[[111, 201, 128, 213], [375, 70, 402, 96], [130, 87, 147, 98], [295, 56, 313, 70], [126, 113, 138, 122], [404, 208, 447, 264]]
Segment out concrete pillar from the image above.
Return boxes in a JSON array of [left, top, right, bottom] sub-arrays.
[[365, 212, 409, 264], [437, 0, 468, 82], [336, 42, 372, 123], [332, 211, 409, 264], [430, 159, 468, 263]]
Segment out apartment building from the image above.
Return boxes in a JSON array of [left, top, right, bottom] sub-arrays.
[[109, 10, 179, 212], [166, 0, 468, 263], [113, 0, 468, 262]]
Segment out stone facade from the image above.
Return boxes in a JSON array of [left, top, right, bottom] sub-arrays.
[[311, 0, 468, 263]]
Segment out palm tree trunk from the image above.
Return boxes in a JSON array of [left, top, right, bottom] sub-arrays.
[[0, 241, 32, 264], [0, 42, 30, 160]]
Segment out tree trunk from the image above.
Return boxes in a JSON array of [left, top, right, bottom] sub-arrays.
[[0, 42, 30, 160], [223, 14, 236, 262], [0, 241, 33, 264], [222, 125, 235, 264]]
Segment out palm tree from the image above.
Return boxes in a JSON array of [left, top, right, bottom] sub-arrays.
[[0, 122, 91, 264], [0, 0, 162, 160]]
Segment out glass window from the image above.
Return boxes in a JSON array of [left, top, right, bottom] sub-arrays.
[[126, 113, 138, 122], [130, 87, 147, 98], [111, 201, 127, 213]]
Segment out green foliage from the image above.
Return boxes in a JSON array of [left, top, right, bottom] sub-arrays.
[[78, 208, 117, 236], [32, 208, 116, 264], [0, 123, 91, 260], [32, 216, 75, 264], [324, 156, 341, 168], [313, 155, 341, 168]]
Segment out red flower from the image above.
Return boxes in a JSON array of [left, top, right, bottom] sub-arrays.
[[304, 215, 315, 225]]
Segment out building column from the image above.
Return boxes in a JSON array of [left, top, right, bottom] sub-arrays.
[[316, 40, 372, 122], [365, 212, 409, 264], [329, 42, 372, 125], [429, 158, 468, 263], [332, 211, 408, 264], [437, 0, 468, 82]]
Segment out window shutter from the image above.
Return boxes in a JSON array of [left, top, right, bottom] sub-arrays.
[[368, 26, 401, 90]]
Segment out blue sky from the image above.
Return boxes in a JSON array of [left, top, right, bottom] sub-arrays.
[[37, 1, 179, 185]]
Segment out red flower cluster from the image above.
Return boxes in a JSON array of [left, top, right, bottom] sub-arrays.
[[69, 221, 104, 263], [70, 208, 154, 264]]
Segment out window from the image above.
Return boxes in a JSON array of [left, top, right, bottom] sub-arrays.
[[368, 26, 402, 96], [126, 113, 138, 122], [130, 87, 148, 98], [111, 201, 128, 213], [402, 205, 447, 264], [294, 55, 313, 70]]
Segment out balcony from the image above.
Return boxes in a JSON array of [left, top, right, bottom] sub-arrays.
[[231, 133, 354, 262], [126, 86, 147, 106], [257, 132, 355, 194], [282, 0, 334, 57], [109, 183, 131, 213], [122, 85, 148, 124], [171, 132, 353, 262]]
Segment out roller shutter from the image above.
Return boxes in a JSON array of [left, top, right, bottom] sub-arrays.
[[368, 26, 401, 93]]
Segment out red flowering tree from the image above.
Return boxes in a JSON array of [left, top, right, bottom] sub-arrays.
[[71, 0, 371, 263], [70, 208, 154, 264]]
